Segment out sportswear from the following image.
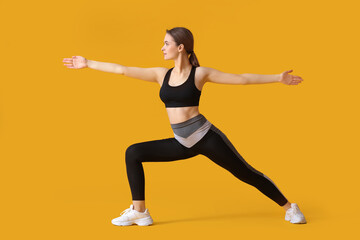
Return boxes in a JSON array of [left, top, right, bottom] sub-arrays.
[[170, 113, 212, 148], [159, 65, 201, 108], [125, 116, 289, 207], [285, 203, 307, 224], [111, 204, 153, 226]]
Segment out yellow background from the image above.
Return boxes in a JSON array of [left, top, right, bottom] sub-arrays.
[[1, 0, 359, 239]]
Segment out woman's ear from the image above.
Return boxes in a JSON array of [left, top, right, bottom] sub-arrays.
[[178, 44, 185, 53]]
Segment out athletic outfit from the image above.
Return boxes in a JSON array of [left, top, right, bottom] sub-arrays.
[[125, 65, 288, 207]]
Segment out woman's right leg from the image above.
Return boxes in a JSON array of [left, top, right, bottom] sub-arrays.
[[192, 124, 289, 207], [125, 137, 198, 211]]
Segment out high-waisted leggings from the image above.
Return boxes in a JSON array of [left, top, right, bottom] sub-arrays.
[[125, 114, 288, 207]]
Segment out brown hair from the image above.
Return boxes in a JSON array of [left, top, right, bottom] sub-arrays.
[[166, 27, 200, 67]]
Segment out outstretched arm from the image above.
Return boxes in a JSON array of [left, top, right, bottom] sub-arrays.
[[63, 56, 165, 84], [62, 56, 124, 73], [203, 67, 303, 85], [203, 67, 247, 85], [87, 59, 124, 74], [242, 73, 281, 84], [243, 69, 303, 85]]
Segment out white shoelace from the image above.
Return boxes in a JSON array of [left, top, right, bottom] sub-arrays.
[[119, 208, 132, 216], [289, 205, 300, 216], [294, 205, 300, 214]]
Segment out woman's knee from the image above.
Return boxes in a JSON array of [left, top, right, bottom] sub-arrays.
[[125, 143, 144, 164]]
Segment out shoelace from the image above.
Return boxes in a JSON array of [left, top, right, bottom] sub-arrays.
[[293, 205, 300, 214], [119, 207, 132, 216], [289, 205, 300, 216]]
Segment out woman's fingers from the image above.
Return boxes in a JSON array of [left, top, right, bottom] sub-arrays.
[[63, 57, 78, 61], [63, 56, 86, 69], [63, 63, 74, 68]]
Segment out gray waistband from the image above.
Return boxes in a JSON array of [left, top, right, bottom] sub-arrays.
[[170, 114, 208, 138], [170, 114, 206, 129]]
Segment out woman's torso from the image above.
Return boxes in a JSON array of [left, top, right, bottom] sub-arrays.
[[158, 66, 206, 124]]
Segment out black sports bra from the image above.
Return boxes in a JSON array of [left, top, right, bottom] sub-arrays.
[[159, 65, 201, 108]]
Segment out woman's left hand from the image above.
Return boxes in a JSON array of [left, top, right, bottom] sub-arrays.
[[279, 70, 304, 85]]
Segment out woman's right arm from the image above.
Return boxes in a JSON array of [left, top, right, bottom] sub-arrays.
[[63, 56, 166, 84], [87, 59, 124, 74]]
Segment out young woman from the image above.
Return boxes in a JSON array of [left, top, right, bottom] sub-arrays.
[[63, 27, 307, 226]]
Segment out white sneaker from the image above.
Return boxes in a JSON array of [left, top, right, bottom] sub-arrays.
[[285, 203, 307, 224], [111, 204, 153, 226]]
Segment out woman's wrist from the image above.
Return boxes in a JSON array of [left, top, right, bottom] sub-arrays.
[[86, 59, 94, 68]]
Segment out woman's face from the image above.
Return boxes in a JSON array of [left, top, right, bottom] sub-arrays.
[[161, 34, 178, 60]]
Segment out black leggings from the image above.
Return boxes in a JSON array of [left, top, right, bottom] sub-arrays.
[[125, 123, 288, 207]]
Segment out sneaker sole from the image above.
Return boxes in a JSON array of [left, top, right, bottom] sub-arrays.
[[290, 219, 307, 224], [112, 216, 153, 226]]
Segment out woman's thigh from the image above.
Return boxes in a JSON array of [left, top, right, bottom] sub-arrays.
[[192, 124, 263, 177], [126, 137, 199, 163]]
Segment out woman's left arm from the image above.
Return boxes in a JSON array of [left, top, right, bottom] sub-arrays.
[[204, 67, 303, 85], [243, 70, 304, 85]]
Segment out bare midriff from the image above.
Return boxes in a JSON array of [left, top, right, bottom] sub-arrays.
[[166, 106, 200, 124]]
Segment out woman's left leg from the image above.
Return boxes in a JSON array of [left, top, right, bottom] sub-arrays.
[[192, 124, 289, 207]]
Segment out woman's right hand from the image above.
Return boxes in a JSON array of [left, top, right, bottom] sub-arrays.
[[63, 56, 88, 69]]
